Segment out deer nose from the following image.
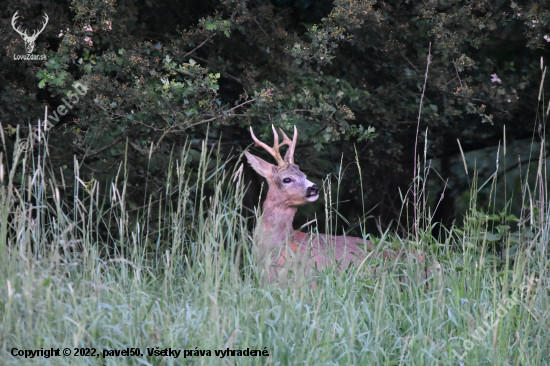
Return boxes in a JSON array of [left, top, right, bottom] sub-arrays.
[[307, 185, 319, 197]]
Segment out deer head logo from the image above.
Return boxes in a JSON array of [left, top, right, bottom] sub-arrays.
[[11, 11, 49, 54]]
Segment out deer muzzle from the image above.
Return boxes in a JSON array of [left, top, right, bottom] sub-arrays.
[[305, 184, 319, 201]]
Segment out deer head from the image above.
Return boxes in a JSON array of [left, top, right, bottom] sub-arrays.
[[245, 125, 319, 234], [12, 11, 49, 54]]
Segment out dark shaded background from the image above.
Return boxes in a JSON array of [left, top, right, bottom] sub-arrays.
[[1, 0, 549, 238]]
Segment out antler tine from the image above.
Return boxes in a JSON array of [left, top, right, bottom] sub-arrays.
[[279, 126, 298, 164], [38, 13, 48, 33], [249, 125, 286, 167], [11, 11, 27, 37], [29, 13, 49, 41]]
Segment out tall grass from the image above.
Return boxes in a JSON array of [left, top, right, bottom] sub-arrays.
[[0, 113, 548, 365]]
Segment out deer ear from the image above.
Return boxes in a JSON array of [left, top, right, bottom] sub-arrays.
[[245, 151, 274, 179]]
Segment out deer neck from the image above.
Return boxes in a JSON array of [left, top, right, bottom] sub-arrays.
[[261, 190, 296, 235]]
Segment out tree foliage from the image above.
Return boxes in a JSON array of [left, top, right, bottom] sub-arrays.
[[1, 0, 549, 232]]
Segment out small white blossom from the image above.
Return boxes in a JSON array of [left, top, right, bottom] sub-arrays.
[[83, 25, 93, 32], [491, 74, 502, 83]]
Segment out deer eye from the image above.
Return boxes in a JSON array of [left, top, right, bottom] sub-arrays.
[[282, 178, 292, 184]]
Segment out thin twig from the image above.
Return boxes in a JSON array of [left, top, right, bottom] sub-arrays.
[[155, 126, 173, 149], [453, 61, 463, 88], [287, 109, 313, 114], [129, 141, 149, 156], [445, 76, 457, 86], [182, 34, 214, 58], [253, 17, 270, 38], [176, 94, 270, 132], [471, 97, 510, 114], [112, 114, 160, 130], [192, 55, 241, 82], [402, 54, 420, 73], [82, 156, 124, 174], [83, 137, 123, 160]]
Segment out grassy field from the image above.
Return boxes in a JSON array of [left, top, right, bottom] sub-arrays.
[[0, 126, 548, 366]]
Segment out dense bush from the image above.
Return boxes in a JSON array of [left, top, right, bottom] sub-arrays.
[[1, 0, 550, 231]]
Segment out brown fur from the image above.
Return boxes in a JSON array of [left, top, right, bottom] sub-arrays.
[[245, 126, 437, 283], [245, 134, 394, 281]]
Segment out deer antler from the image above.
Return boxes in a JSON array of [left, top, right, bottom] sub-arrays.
[[30, 13, 49, 41], [11, 12, 48, 41], [278, 126, 297, 164], [249, 125, 296, 168], [11, 11, 27, 38]]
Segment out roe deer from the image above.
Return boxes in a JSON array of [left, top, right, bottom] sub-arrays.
[[245, 125, 394, 281]]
